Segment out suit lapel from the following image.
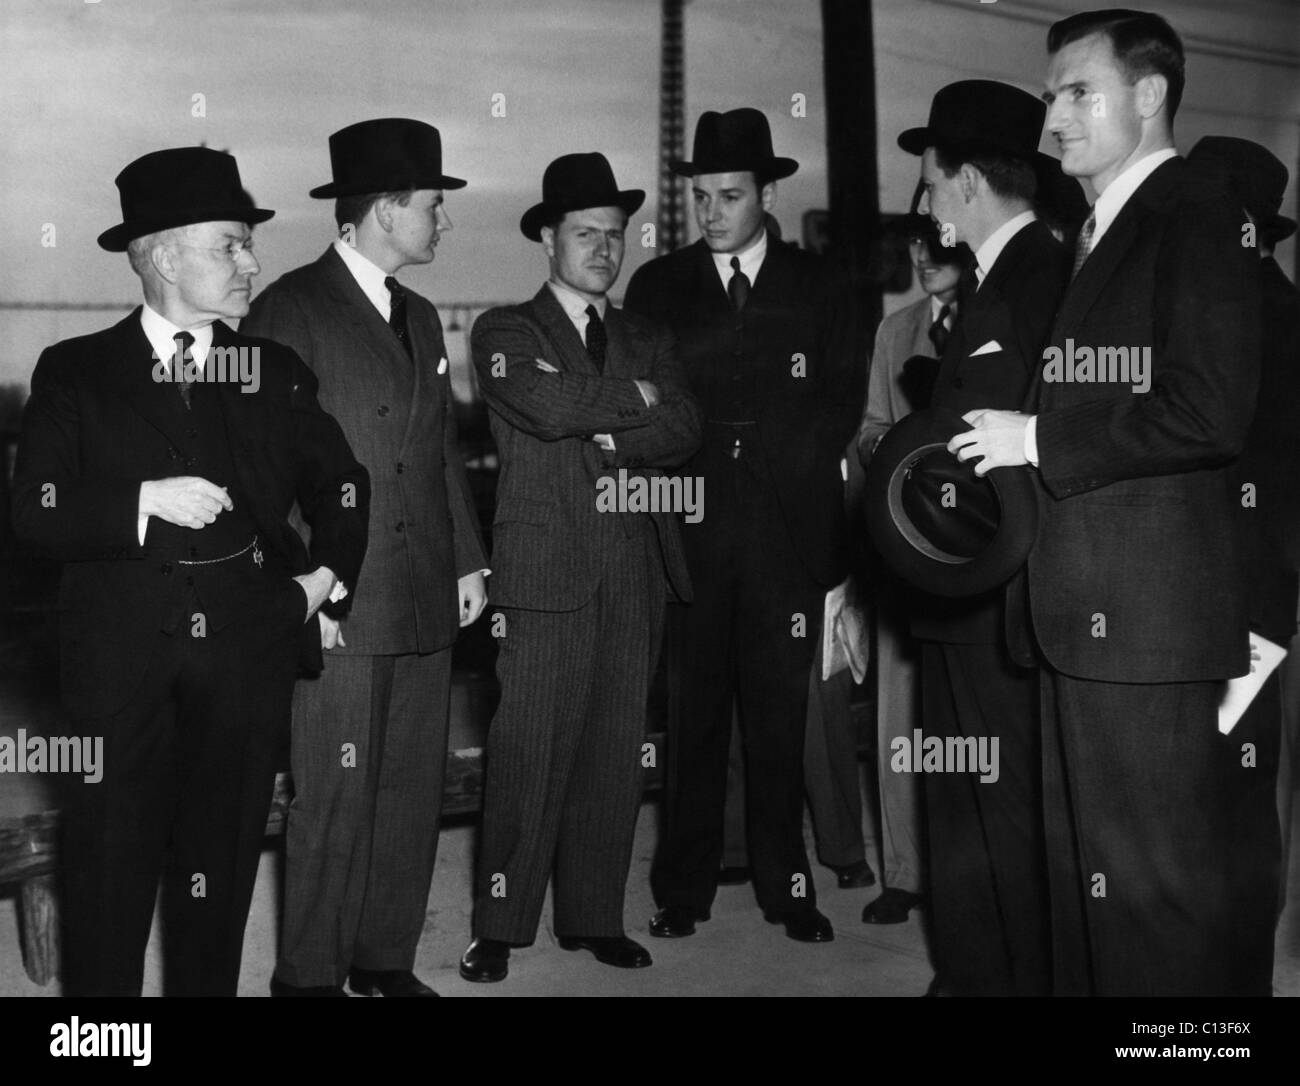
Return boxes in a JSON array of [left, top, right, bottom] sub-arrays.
[[603, 305, 650, 378], [531, 284, 599, 375], [317, 247, 414, 375], [116, 308, 193, 445]]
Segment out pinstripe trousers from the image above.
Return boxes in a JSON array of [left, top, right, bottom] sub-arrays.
[[472, 524, 665, 943]]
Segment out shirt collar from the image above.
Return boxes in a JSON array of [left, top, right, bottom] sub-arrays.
[[929, 294, 955, 323], [333, 238, 394, 319], [712, 228, 768, 288], [140, 303, 213, 367], [973, 210, 1037, 288], [547, 278, 606, 323], [1091, 148, 1179, 246]]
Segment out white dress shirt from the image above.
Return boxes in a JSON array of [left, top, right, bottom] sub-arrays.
[[973, 210, 1037, 289], [333, 238, 395, 318], [712, 228, 767, 291], [546, 278, 607, 337]]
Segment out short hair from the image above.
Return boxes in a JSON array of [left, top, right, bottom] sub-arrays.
[[334, 189, 415, 231], [126, 225, 189, 276], [932, 143, 1038, 203], [1047, 9, 1186, 124]]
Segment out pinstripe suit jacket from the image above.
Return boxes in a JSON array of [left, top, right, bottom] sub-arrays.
[[471, 285, 701, 611], [242, 246, 486, 655]]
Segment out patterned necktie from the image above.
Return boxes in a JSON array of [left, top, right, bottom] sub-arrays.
[[928, 303, 952, 358], [173, 331, 195, 409], [1072, 211, 1097, 280], [385, 276, 412, 357], [728, 255, 751, 312], [585, 305, 607, 373]]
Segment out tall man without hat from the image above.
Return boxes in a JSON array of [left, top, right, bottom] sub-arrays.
[[951, 10, 1261, 995], [1187, 134, 1300, 996], [458, 153, 701, 982], [12, 147, 369, 995], [242, 119, 487, 997], [891, 80, 1075, 995], [624, 108, 862, 943]]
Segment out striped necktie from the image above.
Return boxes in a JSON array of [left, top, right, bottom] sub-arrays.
[[1072, 211, 1097, 279]]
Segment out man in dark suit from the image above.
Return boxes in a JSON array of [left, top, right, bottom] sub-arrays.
[[12, 147, 369, 996], [1187, 135, 1300, 996], [624, 108, 861, 943], [459, 153, 701, 982], [242, 119, 487, 998], [952, 10, 1261, 996], [894, 80, 1072, 996]]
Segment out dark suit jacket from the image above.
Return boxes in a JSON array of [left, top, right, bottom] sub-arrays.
[[913, 219, 1069, 644], [1029, 157, 1261, 683], [11, 311, 370, 717], [470, 285, 701, 611], [242, 247, 486, 655], [623, 235, 863, 588]]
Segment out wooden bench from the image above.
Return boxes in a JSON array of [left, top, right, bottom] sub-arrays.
[[0, 736, 666, 986]]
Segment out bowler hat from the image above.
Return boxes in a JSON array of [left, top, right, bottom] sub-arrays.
[[309, 118, 466, 198], [97, 147, 274, 252], [670, 108, 799, 181], [865, 408, 1038, 597], [520, 152, 645, 241], [1187, 136, 1296, 245], [899, 80, 1060, 187]]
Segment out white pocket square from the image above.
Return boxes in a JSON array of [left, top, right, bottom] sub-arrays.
[[437, 356, 449, 375], [970, 340, 1003, 357]]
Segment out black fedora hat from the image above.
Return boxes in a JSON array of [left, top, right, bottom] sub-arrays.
[[865, 408, 1038, 597], [670, 108, 799, 181], [899, 80, 1059, 183], [309, 118, 466, 199], [520, 152, 645, 241], [97, 147, 274, 252], [1187, 136, 1296, 245]]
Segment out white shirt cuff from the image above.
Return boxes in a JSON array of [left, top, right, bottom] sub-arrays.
[[1023, 415, 1039, 467]]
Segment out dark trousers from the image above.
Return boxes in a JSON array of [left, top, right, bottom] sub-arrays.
[[276, 648, 452, 987], [921, 640, 1048, 996], [652, 439, 822, 917], [60, 582, 300, 996], [1042, 671, 1228, 996], [1223, 670, 1283, 997], [473, 527, 664, 943], [722, 636, 866, 870]]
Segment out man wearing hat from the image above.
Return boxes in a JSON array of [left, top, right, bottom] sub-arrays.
[[242, 118, 487, 997], [886, 78, 1073, 995], [458, 153, 700, 982], [624, 108, 860, 944], [951, 10, 1261, 995], [12, 146, 370, 995], [1187, 135, 1299, 996]]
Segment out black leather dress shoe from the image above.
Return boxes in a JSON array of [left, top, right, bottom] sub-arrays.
[[717, 865, 752, 885], [861, 887, 923, 924], [270, 976, 347, 997], [459, 937, 510, 983], [764, 908, 834, 943], [648, 906, 708, 938], [557, 935, 652, 968], [348, 967, 438, 997], [831, 860, 877, 889]]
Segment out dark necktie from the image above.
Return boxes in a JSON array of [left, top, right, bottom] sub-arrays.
[[928, 303, 952, 358], [728, 256, 750, 312], [585, 305, 607, 373], [385, 276, 412, 357], [1072, 211, 1097, 280], [173, 331, 195, 409]]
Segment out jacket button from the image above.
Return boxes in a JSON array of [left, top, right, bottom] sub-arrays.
[[185, 457, 197, 468], [378, 405, 390, 417], [395, 521, 405, 532], [396, 461, 405, 474]]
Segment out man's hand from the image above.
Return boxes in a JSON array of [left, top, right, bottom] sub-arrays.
[[319, 613, 347, 650], [458, 571, 487, 628], [633, 379, 660, 408], [947, 410, 1031, 476], [292, 566, 337, 623], [139, 476, 233, 529]]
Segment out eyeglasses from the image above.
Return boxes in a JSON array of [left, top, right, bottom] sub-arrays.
[[177, 238, 256, 262]]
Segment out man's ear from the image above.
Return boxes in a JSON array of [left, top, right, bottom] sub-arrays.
[[760, 181, 778, 212], [372, 196, 395, 233], [152, 242, 181, 285], [540, 224, 556, 260], [1134, 72, 1168, 121], [959, 163, 980, 202]]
